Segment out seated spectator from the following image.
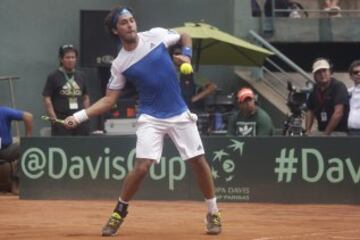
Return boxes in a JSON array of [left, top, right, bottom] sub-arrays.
[[177, 73, 218, 113], [289, 1, 308, 18], [264, 0, 291, 17], [305, 58, 349, 136], [264, 0, 308, 18], [251, 0, 262, 17], [347, 60, 360, 135], [323, 0, 342, 17], [0, 106, 33, 194], [227, 88, 274, 136]]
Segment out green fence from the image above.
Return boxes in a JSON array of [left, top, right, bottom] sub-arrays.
[[20, 136, 360, 203]]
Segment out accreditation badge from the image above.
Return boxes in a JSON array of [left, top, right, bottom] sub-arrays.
[[320, 111, 327, 122], [69, 97, 79, 110]]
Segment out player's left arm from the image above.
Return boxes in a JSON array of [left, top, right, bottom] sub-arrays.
[[173, 32, 192, 65]]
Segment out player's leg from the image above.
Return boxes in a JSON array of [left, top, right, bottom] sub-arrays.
[[188, 155, 215, 199], [119, 158, 154, 201], [102, 158, 154, 236], [167, 112, 222, 234], [188, 155, 222, 234], [102, 115, 166, 236]]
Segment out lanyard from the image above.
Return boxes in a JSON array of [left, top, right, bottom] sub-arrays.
[[59, 67, 77, 97]]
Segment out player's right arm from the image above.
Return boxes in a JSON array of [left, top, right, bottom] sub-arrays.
[[85, 89, 120, 118], [64, 61, 126, 128], [64, 89, 120, 128]]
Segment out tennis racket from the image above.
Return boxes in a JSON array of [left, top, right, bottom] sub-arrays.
[[41, 115, 65, 125]]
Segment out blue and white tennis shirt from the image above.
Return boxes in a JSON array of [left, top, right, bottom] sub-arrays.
[[107, 27, 188, 118]]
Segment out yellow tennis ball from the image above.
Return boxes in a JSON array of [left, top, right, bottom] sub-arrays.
[[180, 63, 193, 75]]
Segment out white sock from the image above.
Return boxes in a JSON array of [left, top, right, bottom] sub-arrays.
[[118, 197, 129, 204], [205, 197, 219, 214]]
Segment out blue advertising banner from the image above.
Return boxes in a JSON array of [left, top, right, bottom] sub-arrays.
[[20, 136, 360, 203]]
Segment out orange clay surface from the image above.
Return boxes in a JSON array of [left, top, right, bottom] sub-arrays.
[[0, 195, 359, 240]]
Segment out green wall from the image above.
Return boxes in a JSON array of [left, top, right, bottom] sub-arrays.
[[0, 0, 126, 135], [0, 0, 253, 136]]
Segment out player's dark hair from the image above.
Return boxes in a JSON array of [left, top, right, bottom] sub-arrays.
[[348, 60, 360, 75], [104, 6, 135, 39]]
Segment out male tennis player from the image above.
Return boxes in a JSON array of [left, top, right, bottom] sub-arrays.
[[64, 6, 222, 236]]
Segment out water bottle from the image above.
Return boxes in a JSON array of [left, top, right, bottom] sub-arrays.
[[214, 112, 223, 131]]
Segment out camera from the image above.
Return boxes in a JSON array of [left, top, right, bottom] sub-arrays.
[[287, 82, 310, 116], [283, 81, 312, 136]]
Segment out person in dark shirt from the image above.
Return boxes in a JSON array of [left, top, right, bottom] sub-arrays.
[[305, 58, 349, 136], [42, 44, 90, 136]]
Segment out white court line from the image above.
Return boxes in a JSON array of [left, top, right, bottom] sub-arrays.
[[331, 237, 360, 240], [253, 230, 360, 240]]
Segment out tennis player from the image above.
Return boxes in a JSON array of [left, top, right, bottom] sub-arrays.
[[64, 6, 222, 236]]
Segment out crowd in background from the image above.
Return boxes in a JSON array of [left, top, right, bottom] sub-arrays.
[[251, 0, 347, 18]]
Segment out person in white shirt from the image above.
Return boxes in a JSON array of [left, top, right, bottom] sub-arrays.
[[347, 60, 360, 135]]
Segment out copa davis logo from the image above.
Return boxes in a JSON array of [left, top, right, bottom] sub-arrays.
[[211, 139, 250, 201], [210, 139, 244, 182]]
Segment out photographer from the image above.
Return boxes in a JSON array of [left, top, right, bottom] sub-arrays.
[[305, 58, 349, 136]]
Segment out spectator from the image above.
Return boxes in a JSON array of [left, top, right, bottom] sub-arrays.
[[323, 0, 342, 17], [42, 44, 90, 136], [264, 0, 291, 17], [179, 73, 217, 112], [251, 0, 262, 17], [0, 106, 33, 194], [347, 60, 360, 135], [305, 58, 349, 136], [264, 0, 308, 18], [289, 1, 308, 18], [227, 88, 274, 136]]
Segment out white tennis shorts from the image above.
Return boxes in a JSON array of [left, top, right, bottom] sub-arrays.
[[136, 111, 205, 163]]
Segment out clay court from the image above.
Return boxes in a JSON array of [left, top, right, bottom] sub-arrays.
[[0, 195, 359, 240]]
